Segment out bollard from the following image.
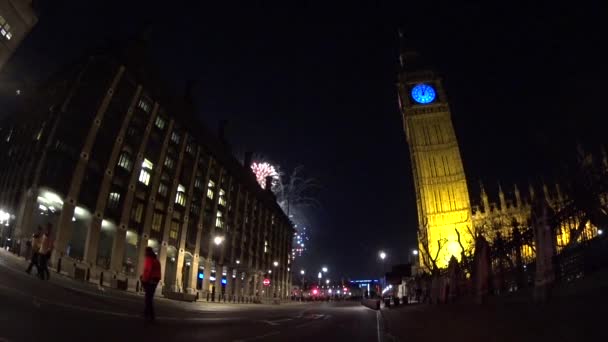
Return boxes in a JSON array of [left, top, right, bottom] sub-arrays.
[[135, 280, 140, 293], [100, 272, 104, 286], [86, 268, 90, 282], [57, 257, 62, 274]]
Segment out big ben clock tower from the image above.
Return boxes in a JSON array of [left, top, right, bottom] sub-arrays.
[[398, 49, 473, 270]]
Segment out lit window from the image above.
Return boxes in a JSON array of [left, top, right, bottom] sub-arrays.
[[264, 240, 268, 253], [152, 213, 163, 232], [207, 180, 215, 200], [155, 116, 166, 129], [108, 192, 120, 209], [215, 211, 224, 229], [139, 158, 153, 185], [142, 158, 153, 170], [131, 202, 144, 223], [139, 170, 151, 185], [157, 183, 168, 197], [117, 152, 133, 172], [218, 189, 227, 206], [170, 221, 179, 239], [0, 16, 12, 40], [171, 131, 180, 144], [164, 156, 174, 169], [137, 98, 151, 113], [175, 184, 186, 206]]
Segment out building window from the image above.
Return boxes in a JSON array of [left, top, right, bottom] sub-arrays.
[[170, 221, 179, 239], [137, 98, 152, 113], [215, 211, 224, 229], [131, 202, 144, 223], [152, 212, 163, 232], [186, 143, 195, 155], [108, 192, 120, 210], [117, 152, 133, 172], [175, 184, 186, 206], [218, 189, 227, 207], [207, 180, 215, 200], [194, 176, 203, 190], [190, 204, 200, 216], [264, 240, 268, 253], [157, 183, 168, 197], [0, 16, 12, 40], [155, 116, 166, 129], [139, 158, 153, 185], [171, 131, 180, 145], [164, 156, 174, 169]]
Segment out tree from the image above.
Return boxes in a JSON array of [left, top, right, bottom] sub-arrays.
[[418, 221, 446, 276]]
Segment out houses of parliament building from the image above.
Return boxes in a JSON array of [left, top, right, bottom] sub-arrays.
[[398, 49, 600, 270]]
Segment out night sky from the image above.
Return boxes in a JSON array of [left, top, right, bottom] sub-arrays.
[[1, 1, 606, 280]]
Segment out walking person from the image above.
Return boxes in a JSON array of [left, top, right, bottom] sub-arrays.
[[25, 226, 43, 275], [38, 223, 54, 280], [141, 247, 161, 323]]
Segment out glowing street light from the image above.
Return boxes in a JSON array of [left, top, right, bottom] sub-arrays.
[[379, 251, 386, 260], [325, 279, 330, 284], [322, 266, 328, 273], [273, 261, 279, 267], [236, 260, 240, 264], [412, 249, 419, 255], [214, 236, 224, 245], [300, 269, 305, 275]]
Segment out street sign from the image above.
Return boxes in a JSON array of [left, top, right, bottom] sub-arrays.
[[263, 278, 270, 286]]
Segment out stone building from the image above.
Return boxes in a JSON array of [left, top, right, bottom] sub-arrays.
[[0, 43, 294, 301], [471, 181, 600, 263], [0, 0, 37, 72], [398, 48, 473, 269], [399, 47, 601, 271]]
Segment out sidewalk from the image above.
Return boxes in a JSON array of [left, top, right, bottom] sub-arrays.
[[0, 248, 302, 308], [381, 272, 608, 342]]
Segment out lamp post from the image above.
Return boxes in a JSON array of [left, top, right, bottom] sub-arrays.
[[300, 270, 305, 300], [379, 250, 387, 294]]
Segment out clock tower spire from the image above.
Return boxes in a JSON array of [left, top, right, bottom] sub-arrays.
[[399, 47, 473, 270]]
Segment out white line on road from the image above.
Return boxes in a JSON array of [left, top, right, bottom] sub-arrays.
[[233, 330, 279, 342], [376, 310, 383, 342]]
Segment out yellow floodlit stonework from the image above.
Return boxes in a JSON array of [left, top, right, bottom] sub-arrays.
[[398, 62, 474, 270]]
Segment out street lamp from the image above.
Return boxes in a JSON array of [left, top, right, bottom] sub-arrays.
[[322, 266, 328, 273], [300, 269, 305, 275], [214, 236, 224, 245], [325, 279, 330, 284], [379, 250, 387, 293], [273, 261, 279, 267], [412, 250, 419, 256]]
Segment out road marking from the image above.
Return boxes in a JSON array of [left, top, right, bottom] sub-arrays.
[[376, 310, 382, 342], [233, 330, 279, 342], [260, 318, 293, 325]]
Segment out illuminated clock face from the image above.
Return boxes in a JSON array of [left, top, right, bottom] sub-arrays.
[[411, 84, 436, 104]]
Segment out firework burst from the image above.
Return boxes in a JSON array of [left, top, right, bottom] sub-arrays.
[[251, 162, 280, 189]]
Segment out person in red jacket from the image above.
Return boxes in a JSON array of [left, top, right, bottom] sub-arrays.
[[141, 247, 161, 322]]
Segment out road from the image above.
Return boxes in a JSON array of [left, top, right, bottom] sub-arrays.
[[0, 252, 382, 342]]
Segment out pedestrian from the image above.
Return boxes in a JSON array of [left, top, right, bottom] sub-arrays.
[[38, 223, 54, 280], [25, 226, 43, 275], [141, 247, 161, 323]]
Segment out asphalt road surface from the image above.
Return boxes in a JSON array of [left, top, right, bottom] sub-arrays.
[[0, 252, 382, 342]]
